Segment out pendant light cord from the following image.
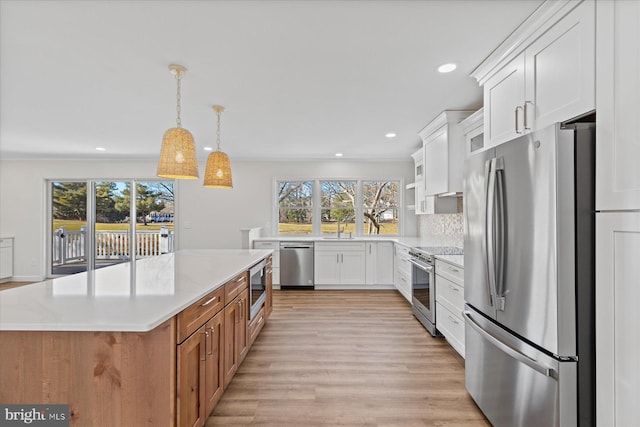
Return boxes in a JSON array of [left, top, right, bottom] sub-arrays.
[[216, 109, 222, 152], [175, 72, 182, 128]]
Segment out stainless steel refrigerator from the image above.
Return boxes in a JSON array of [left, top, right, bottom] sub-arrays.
[[463, 122, 595, 427]]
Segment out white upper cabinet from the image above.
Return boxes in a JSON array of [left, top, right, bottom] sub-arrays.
[[460, 108, 484, 158], [596, 0, 640, 211], [418, 110, 472, 196], [474, 0, 595, 149], [484, 53, 526, 147], [411, 148, 426, 214]]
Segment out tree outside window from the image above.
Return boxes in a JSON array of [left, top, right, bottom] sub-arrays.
[[320, 181, 356, 235], [278, 181, 313, 234], [363, 181, 398, 235]]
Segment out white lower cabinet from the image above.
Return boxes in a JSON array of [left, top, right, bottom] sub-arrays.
[[394, 244, 411, 303], [0, 238, 14, 280], [596, 212, 640, 427], [365, 241, 394, 286], [435, 258, 465, 358], [314, 242, 365, 288]]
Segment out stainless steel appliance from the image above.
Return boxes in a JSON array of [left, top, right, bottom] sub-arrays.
[[279, 242, 314, 289], [409, 246, 463, 336], [249, 259, 267, 320], [463, 122, 595, 427]]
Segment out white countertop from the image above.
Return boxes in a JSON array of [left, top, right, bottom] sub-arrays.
[[255, 235, 460, 248], [0, 249, 272, 332]]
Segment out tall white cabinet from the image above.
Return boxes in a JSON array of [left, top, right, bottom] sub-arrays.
[[596, 0, 640, 211], [595, 1, 640, 426]]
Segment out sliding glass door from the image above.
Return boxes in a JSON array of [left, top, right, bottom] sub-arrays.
[[49, 180, 174, 277]]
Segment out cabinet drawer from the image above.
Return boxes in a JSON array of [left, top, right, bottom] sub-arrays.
[[435, 259, 464, 285], [436, 275, 464, 316], [315, 242, 365, 252], [436, 302, 465, 358], [248, 306, 266, 347], [177, 286, 225, 343], [0, 238, 12, 248], [225, 272, 248, 304]]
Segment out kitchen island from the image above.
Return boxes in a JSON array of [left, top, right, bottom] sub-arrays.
[[0, 249, 272, 426]]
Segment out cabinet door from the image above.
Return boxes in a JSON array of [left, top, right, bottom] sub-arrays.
[[0, 246, 12, 279], [177, 326, 207, 427], [484, 53, 526, 148], [424, 126, 449, 195], [223, 299, 239, 388], [204, 310, 225, 417], [596, 0, 640, 210], [339, 251, 366, 285], [314, 251, 340, 285], [237, 289, 250, 364], [365, 243, 377, 285], [525, 0, 595, 132], [376, 242, 395, 285], [596, 212, 640, 427]]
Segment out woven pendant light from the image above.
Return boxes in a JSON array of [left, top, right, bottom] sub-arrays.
[[157, 64, 199, 179], [204, 105, 233, 188]]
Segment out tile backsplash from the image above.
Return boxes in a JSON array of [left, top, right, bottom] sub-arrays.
[[417, 213, 464, 247]]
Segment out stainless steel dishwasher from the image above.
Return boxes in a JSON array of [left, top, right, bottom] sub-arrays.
[[279, 242, 314, 289]]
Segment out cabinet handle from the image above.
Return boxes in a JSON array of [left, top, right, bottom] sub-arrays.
[[208, 326, 215, 355], [449, 284, 459, 292], [515, 106, 523, 134], [341, 253, 344, 263], [524, 101, 532, 130], [369, 244, 372, 255], [201, 296, 218, 307], [236, 276, 245, 283], [239, 300, 244, 320], [448, 266, 459, 273], [448, 315, 459, 325]]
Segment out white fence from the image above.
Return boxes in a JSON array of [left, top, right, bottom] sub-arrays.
[[52, 226, 174, 265]]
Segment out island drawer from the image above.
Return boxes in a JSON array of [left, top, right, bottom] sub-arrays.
[[177, 286, 225, 343], [225, 272, 249, 304], [248, 306, 266, 347]]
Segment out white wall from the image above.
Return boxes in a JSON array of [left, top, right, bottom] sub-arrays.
[[0, 159, 415, 280]]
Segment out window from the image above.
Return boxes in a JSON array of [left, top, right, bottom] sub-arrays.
[[320, 180, 356, 235], [275, 178, 401, 236], [363, 181, 398, 235], [277, 181, 313, 234], [50, 180, 174, 276]]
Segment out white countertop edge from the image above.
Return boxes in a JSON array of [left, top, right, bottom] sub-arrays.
[[0, 249, 273, 333]]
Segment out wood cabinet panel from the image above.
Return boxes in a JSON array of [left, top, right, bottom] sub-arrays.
[[0, 319, 176, 427], [224, 272, 248, 305], [177, 286, 225, 343], [177, 324, 206, 427], [204, 310, 225, 417]]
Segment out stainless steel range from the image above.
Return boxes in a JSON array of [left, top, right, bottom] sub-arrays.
[[409, 246, 463, 336]]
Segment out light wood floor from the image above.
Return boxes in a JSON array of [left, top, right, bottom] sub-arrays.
[[0, 281, 33, 291], [208, 290, 490, 426]]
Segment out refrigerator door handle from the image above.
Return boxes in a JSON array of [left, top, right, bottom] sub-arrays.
[[494, 158, 506, 311], [485, 158, 498, 308], [463, 310, 554, 378]]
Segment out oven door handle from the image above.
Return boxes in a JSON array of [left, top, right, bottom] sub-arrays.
[[408, 258, 433, 272]]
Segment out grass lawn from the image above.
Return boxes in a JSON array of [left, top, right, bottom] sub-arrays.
[[278, 221, 398, 235], [53, 219, 174, 232]]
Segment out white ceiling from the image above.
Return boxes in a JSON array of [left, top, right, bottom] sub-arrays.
[[0, 0, 543, 162]]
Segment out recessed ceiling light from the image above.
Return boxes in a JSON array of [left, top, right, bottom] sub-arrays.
[[95, 147, 106, 151], [335, 153, 344, 157], [203, 146, 213, 151], [385, 133, 397, 138], [438, 63, 457, 73]]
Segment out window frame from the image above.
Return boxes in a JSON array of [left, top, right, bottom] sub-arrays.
[[273, 177, 404, 237]]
